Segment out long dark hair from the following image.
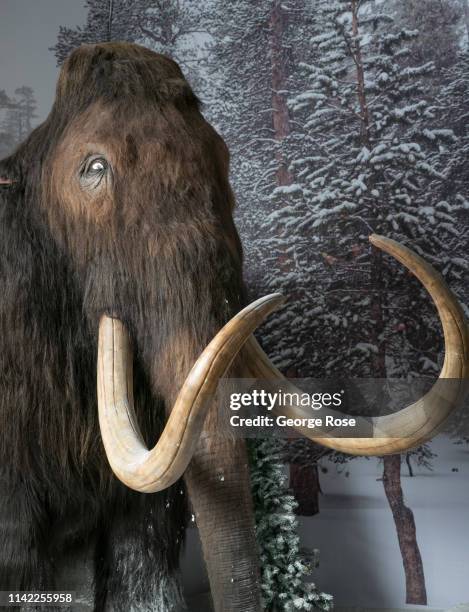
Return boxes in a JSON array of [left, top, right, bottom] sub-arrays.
[[0, 43, 245, 591]]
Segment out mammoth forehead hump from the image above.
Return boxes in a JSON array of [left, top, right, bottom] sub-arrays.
[[55, 43, 198, 114], [56, 102, 182, 164]]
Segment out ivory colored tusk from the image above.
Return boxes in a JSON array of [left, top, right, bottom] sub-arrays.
[[97, 293, 285, 492], [243, 235, 469, 456]]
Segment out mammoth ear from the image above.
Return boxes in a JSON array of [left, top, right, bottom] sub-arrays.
[[0, 153, 22, 188]]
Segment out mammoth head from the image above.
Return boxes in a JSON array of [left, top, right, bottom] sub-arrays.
[[1, 43, 468, 494]]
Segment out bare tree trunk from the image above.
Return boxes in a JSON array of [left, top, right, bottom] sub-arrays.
[[290, 463, 321, 516], [269, 1, 293, 187], [383, 455, 427, 605]]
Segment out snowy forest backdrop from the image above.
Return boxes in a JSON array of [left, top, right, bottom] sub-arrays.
[[1, 0, 468, 609]]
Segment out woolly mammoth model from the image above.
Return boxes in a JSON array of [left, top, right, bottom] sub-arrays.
[[0, 42, 467, 612]]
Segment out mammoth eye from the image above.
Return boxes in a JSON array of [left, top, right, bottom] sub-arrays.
[[80, 155, 110, 189], [89, 159, 106, 173]]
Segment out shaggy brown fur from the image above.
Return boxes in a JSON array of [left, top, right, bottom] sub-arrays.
[[0, 42, 248, 611]]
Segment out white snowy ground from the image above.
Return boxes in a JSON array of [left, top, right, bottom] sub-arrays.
[[57, 434, 469, 610], [181, 434, 469, 611], [295, 434, 469, 610]]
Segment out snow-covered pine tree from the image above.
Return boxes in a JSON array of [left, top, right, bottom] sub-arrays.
[[0, 111, 15, 158], [135, 0, 207, 90], [258, 1, 466, 604], [403, 444, 437, 477], [264, 0, 463, 381], [11, 87, 37, 141], [52, 0, 206, 91], [384, 3, 468, 300], [464, 0, 469, 45], [205, 1, 316, 299], [388, 0, 462, 74], [249, 439, 333, 612], [0, 90, 16, 157], [433, 49, 469, 443], [434, 50, 469, 310], [0, 87, 37, 155], [52, 0, 139, 64]]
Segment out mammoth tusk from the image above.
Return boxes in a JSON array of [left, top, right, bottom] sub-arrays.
[[97, 293, 285, 492], [243, 235, 469, 456]]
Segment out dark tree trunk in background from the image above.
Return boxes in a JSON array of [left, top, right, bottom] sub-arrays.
[[290, 463, 321, 516], [383, 455, 427, 605], [269, 1, 293, 187]]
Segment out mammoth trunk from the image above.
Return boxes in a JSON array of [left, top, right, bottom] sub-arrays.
[[185, 438, 261, 612], [84, 215, 264, 607]]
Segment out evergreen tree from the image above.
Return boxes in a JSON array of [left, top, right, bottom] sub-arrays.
[[0, 90, 15, 158], [13, 86, 37, 141], [463, 0, 469, 46], [0, 87, 37, 156], [434, 50, 469, 309], [264, 0, 462, 380], [256, 0, 467, 603], [0, 91, 11, 109], [403, 444, 437, 477], [0, 128, 15, 160], [205, 1, 316, 296], [433, 49, 469, 443], [52, 0, 205, 88], [389, 0, 462, 73], [52, 0, 139, 64], [249, 439, 332, 612]]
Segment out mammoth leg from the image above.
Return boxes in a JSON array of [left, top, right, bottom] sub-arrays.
[[93, 489, 186, 612], [184, 438, 261, 612], [0, 483, 54, 594]]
